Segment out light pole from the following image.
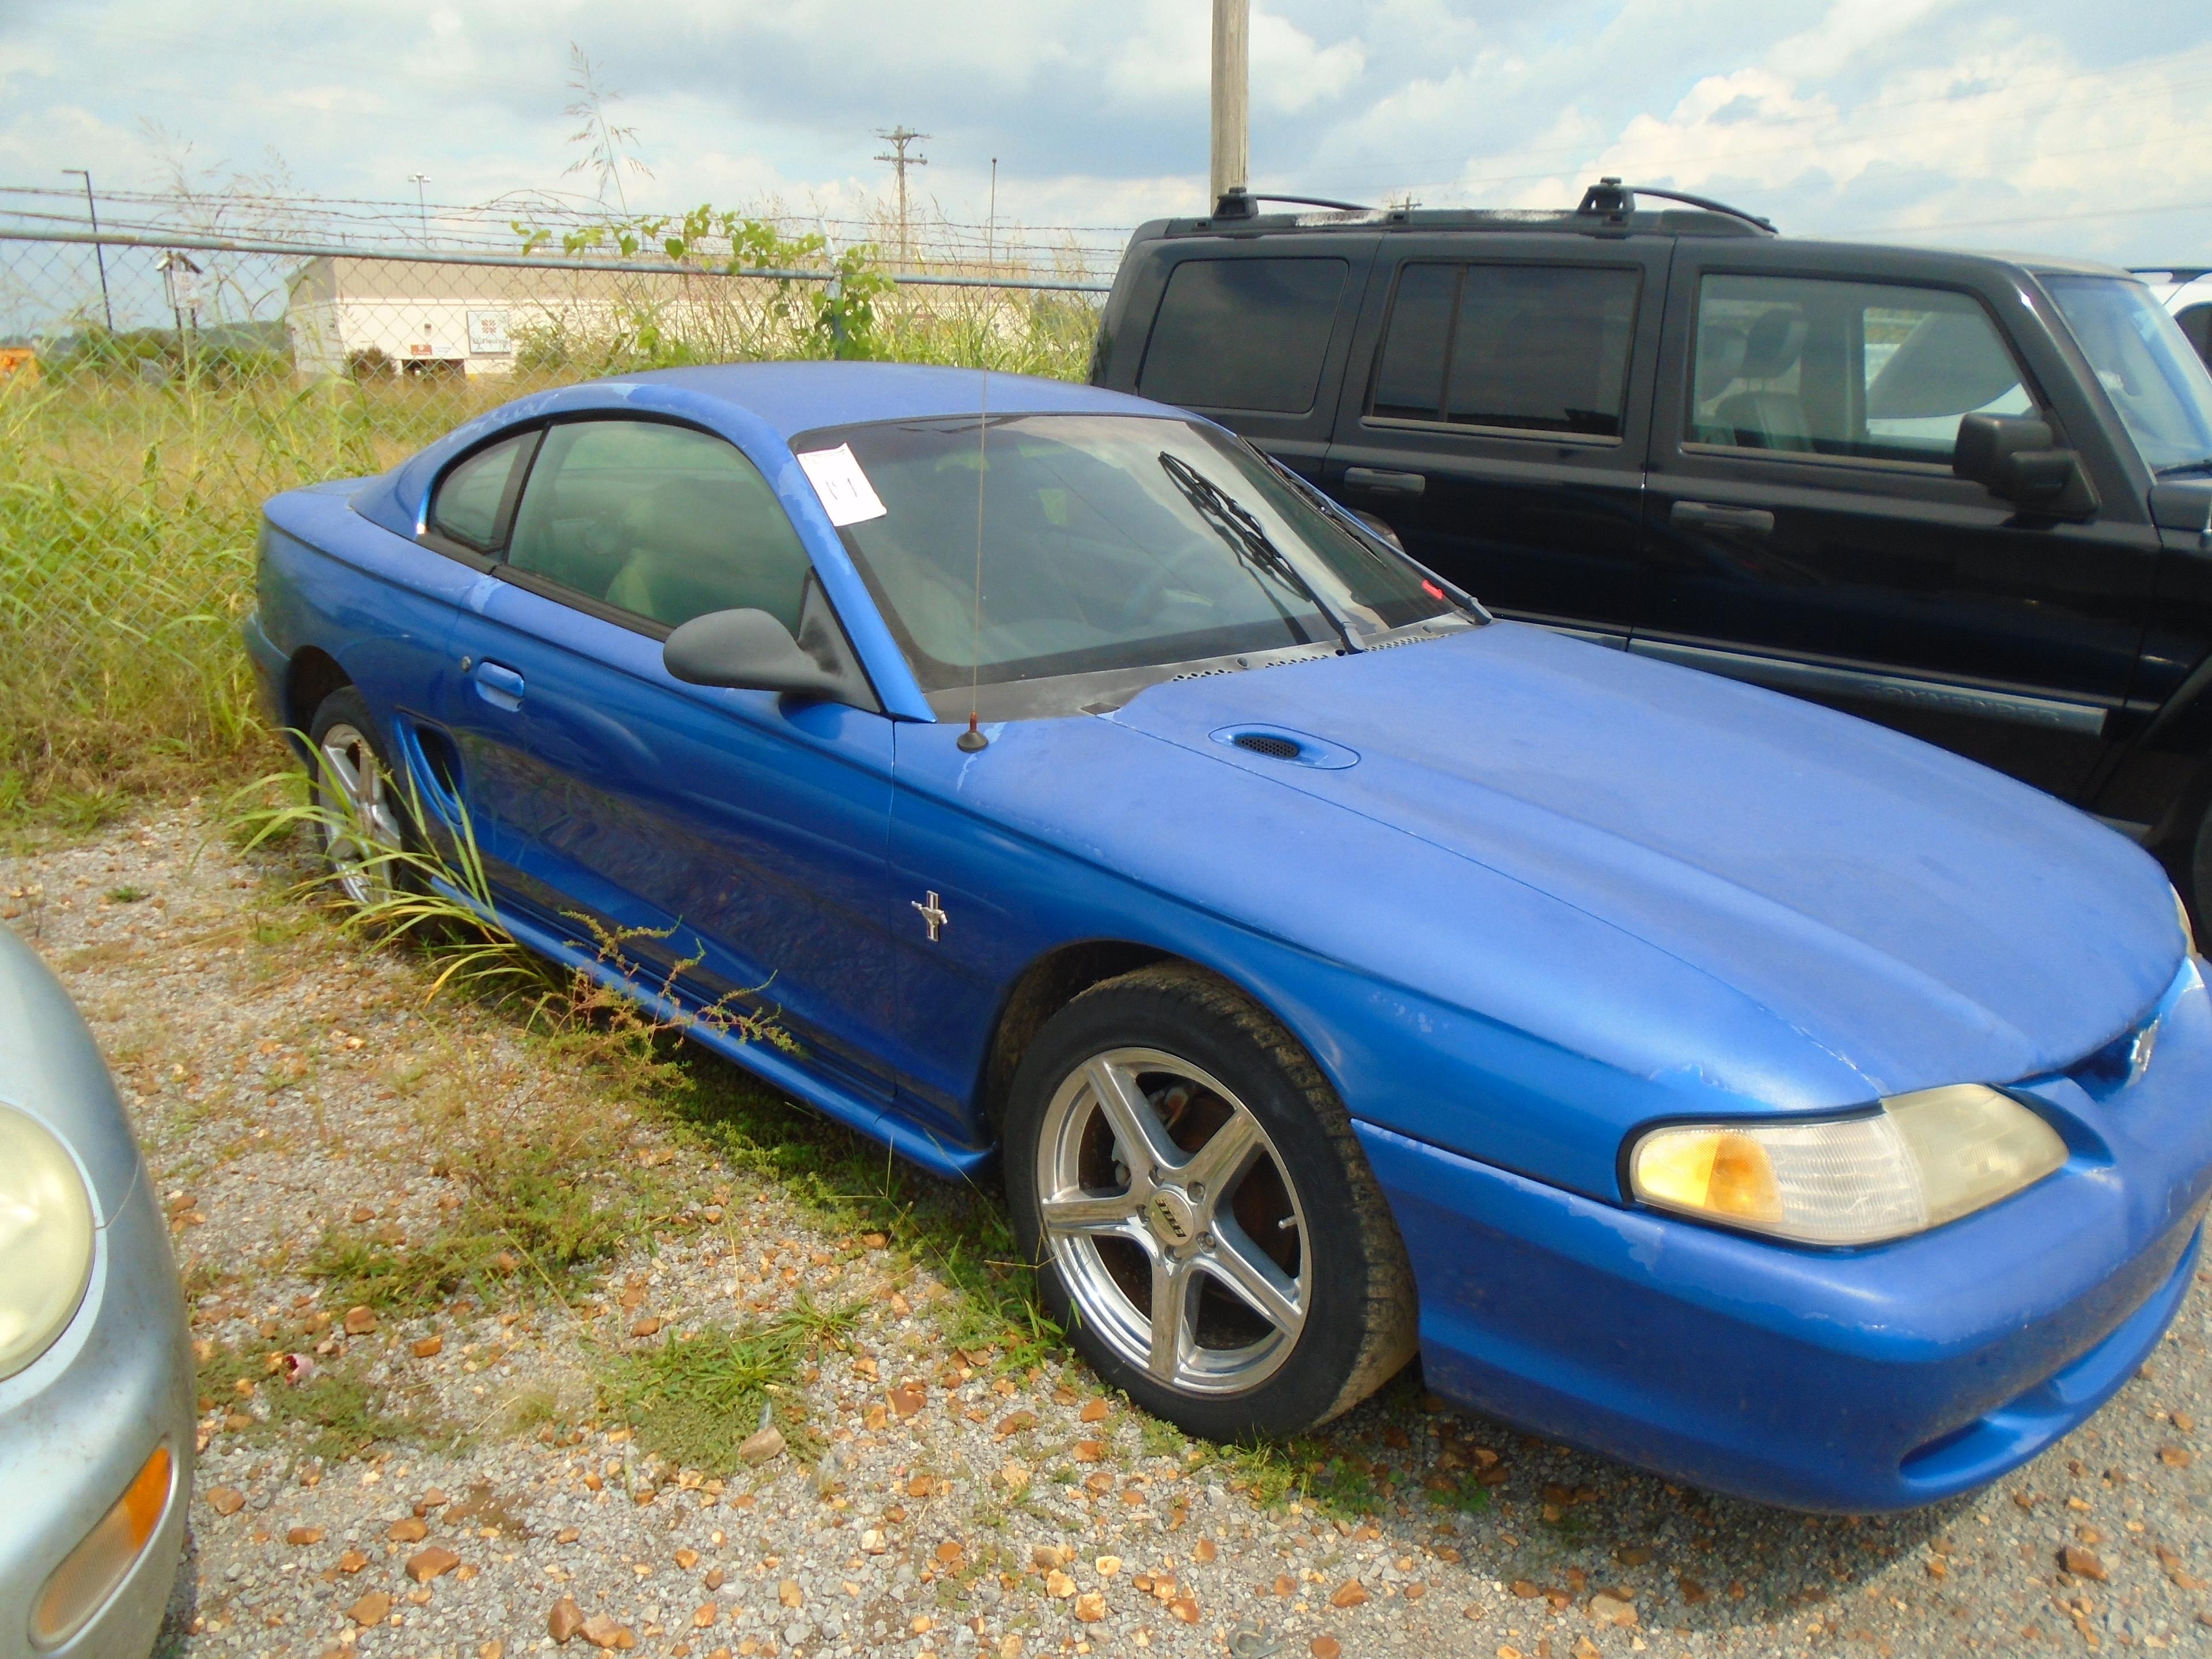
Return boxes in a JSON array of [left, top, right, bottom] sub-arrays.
[[61, 168, 114, 333], [408, 174, 431, 244]]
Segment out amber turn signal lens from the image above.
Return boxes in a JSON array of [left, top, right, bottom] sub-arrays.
[[30, 1443, 172, 1648]]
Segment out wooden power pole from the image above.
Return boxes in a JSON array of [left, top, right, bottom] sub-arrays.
[[874, 127, 930, 266], [1210, 0, 1249, 208]]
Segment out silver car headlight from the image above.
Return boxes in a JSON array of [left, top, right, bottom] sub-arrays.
[[0, 1103, 96, 1380], [1628, 1084, 2067, 1246]]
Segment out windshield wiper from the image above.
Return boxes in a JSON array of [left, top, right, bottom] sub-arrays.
[[2156, 459, 2212, 478], [1158, 452, 1358, 653], [1253, 449, 1490, 622]]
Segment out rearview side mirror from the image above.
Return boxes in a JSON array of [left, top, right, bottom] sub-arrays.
[[1955, 414, 2098, 517], [664, 608, 849, 701]]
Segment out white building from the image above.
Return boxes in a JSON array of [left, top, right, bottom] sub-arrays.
[[285, 255, 721, 379]]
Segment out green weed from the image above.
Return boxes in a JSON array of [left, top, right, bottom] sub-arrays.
[[599, 1304, 854, 1475], [195, 1342, 451, 1464], [307, 1130, 645, 1315]]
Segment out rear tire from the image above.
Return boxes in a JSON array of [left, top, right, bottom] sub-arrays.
[[306, 688, 415, 908], [1005, 963, 1417, 1440]]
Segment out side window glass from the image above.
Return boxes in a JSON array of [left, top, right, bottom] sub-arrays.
[[1137, 258, 1348, 414], [1692, 275, 2031, 463], [1447, 265, 1640, 436], [427, 433, 531, 552], [506, 421, 813, 635], [1372, 264, 1457, 420], [1368, 264, 1640, 437]]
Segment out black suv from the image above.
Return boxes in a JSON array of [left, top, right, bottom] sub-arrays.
[[1091, 182, 2212, 906]]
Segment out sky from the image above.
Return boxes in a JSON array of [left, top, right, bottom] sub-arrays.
[[2, 0, 2210, 264]]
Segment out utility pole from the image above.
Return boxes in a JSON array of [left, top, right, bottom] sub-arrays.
[[61, 169, 113, 333], [1210, 0, 1249, 209], [873, 127, 929, 266], [408, 174, 432, 244]]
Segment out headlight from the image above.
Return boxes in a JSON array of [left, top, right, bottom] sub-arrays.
[[1628, 1084, 2067, 1246], [0, 1104, 96, 1380]]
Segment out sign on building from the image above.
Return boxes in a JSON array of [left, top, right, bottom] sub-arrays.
[[467, 308, 513, 356]]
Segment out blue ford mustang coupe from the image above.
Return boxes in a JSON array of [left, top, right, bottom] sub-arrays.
[[249, 362, 2212, 1512]]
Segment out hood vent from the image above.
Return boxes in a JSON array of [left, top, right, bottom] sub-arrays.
[[1208, 724, 1360, 770]]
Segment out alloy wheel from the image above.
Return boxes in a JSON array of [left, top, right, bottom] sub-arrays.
[[315, 722, 406, 907], [1035, 1046, 1310, 1395]]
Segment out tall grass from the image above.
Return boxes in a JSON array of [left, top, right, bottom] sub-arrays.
[[0, 287, 1096, 837]]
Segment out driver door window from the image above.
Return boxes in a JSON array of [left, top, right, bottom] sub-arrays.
[[1690, 275, 2033, 464], [506, 419, 813, 635]]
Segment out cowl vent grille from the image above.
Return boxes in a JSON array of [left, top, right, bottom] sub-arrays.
[[1233, 733, 1302, 760]]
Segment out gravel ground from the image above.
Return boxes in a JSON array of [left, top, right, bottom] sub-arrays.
[[6, 804, 2212, 1659]]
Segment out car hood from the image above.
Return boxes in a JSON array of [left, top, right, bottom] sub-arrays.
[[1104, 622, 2182, 1100]]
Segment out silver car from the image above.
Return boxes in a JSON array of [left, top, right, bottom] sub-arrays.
[[0, 923, 193, 1657]]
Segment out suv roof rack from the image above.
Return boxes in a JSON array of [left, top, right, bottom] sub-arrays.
[[1162, 179, 1779, 241], [1211, 188, 1376, 219], [1575, 177, 1776, 233]]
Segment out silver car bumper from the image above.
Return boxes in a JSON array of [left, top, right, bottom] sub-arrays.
[[0, 1160, 195, 1659]]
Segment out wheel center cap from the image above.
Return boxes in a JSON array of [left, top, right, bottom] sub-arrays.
[[1147, 1187, 1197, 1248]]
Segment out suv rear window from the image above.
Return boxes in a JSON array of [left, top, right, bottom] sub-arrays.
[[1137, 258, 1347, 414], [1371, 263, 1641, 437]]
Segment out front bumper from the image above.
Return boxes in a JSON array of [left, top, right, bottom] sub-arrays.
[[1364, 960, 2212, 1513], [0, 1163, 195, 1657]]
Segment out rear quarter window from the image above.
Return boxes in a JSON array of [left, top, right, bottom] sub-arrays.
[[1137, 257, 1348, 414]]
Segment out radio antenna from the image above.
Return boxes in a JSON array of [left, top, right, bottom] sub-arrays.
[[957, 368, 991, 752]]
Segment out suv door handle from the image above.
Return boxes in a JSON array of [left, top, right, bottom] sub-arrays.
[[1343, 467, 1427, 496], [472, 660, 527, 710], [1671, 501, 1775, 537]]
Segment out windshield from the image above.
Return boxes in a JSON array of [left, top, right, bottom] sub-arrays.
[[802, 412, 1461, 693], [2044, 275, 2212, 474]]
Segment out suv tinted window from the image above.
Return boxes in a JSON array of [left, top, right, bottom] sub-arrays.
[[2180, 303, 2212, 372], [506, 420, 813, 635], [1691, 275, 2031, 464], [428, 432, 532, 551], [1138, 258, 1347, 414], [1371, 263, 1639, 437]]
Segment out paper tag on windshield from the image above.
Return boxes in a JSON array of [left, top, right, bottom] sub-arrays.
[[797, 444, 887, 528]]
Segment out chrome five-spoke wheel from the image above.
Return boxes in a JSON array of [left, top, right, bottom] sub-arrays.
[[1036, 1047, 1310, 1395], [1008, 965, 1416, 1437]]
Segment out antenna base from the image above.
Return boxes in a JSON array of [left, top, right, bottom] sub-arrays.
[[956, 727, 990, 752]]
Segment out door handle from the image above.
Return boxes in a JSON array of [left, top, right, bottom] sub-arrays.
[[471, 660, 526, 710], [1343, 467, 1427, 496], [1671, 501, 1775, 537]]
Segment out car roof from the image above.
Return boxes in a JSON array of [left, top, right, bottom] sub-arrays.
[[601, 362, 1160, 441]]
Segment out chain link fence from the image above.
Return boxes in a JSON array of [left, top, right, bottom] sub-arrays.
[[0, 227, 1113, 823]]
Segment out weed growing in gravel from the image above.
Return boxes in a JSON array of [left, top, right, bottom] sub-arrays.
[[308, 1128, 649, 1314], [196, 1340, 454, 1464], [599, 1300, 857, 1475]]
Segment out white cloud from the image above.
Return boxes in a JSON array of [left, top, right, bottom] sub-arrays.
[[0, 0, 2206, 263]]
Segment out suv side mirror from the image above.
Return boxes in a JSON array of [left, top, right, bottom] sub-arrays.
[[664, 608, 848, 701], [1955, 414, 2098, 517]]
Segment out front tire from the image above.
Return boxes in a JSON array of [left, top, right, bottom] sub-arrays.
[[1005, 963, 1417, 1439]]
